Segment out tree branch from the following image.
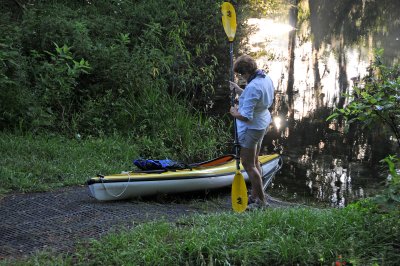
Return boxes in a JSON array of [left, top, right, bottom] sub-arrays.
[[12, 0, 27, 10]]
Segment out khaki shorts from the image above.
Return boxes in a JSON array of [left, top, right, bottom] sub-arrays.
[[238, 128, 266, 149]]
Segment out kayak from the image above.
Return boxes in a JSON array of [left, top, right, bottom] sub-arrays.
[[87, 154, 282, 201]]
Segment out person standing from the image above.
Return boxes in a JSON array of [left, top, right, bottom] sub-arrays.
[[229, 55, 275, 209]]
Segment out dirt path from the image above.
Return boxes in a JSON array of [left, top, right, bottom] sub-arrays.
[[0, 186, 292, 260]]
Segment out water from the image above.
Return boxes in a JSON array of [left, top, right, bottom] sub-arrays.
[[238, 0, 400, 206]]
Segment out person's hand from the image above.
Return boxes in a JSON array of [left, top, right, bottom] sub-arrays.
[[229, 106, 248, 121], [230, 106, 238, 117], [229, 81, 240, 93], [229, 81, 243, 96]]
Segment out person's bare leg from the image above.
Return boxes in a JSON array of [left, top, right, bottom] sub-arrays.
[[255, 141, 262, 180], [255, 140, 268, 202], [240, 147, 265, 203]]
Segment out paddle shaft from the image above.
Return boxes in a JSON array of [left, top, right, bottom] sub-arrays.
[[229, 41, 240, 171], [222, 2, 248, 212]]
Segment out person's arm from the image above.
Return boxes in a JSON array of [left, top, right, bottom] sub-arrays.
[[230, 106, 249, 122], [234, 84, 261, 122]]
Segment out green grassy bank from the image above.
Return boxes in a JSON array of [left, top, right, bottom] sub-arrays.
[[0, 132, 227, 195], [1, 133, 398, 265], [4, 203, 399, 265], [0, 133, 138, 194]]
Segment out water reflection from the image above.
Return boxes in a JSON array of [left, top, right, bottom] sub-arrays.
[[247, 0, 399, 206]]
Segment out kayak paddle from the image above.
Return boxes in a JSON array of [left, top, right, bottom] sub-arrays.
[[221, 2, 248, 213]]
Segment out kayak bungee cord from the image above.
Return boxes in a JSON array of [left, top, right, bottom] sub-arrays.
[[100, 172, 131, 198]]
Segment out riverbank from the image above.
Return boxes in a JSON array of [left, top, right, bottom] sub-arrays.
[[1, 187, 398, 265], [1, 133, 399, 265]]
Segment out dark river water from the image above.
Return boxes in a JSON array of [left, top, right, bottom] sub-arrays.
[[223, 0, 400, 206]]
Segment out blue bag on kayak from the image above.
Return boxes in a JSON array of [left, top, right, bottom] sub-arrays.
[[133, 158, 189, 171]]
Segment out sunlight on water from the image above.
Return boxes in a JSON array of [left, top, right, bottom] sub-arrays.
[[273, 116, 282, 130], [247, 18, 293, 50], [247, 18, 372, 120], [244, 2, 399, 206]]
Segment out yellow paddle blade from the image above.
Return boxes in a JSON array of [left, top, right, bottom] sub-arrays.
[[231, 170, 248, 213], [221, 2, 237, 42]]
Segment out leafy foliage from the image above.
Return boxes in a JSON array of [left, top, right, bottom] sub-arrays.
[[0, 13, 31, 130], [327, 50, 400, 145], [328, 50, 400, 210], [307, 0, 400, 56], [376, 155, 400, 210], [29, 43, 91, 131], [0, 0, 236, 159], [245, 0, 288, 17]]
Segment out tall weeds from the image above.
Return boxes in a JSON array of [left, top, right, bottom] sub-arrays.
[[1, 0, 232, 167]]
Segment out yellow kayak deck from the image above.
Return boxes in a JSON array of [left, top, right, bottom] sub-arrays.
[[88, 154, 280, 184]]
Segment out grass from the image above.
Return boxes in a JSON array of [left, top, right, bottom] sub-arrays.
[[0, 129, 228, 195], [0, 132, 139, 194], [4, 204, 399, 265], [1, 132, 398, 265]]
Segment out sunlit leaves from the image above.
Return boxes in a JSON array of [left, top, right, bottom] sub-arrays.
[[328, 50, 400, 147], [328, 50, 400, 210]]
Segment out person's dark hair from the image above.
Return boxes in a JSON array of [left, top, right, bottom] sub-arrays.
[[233, 55, 257, 75]]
